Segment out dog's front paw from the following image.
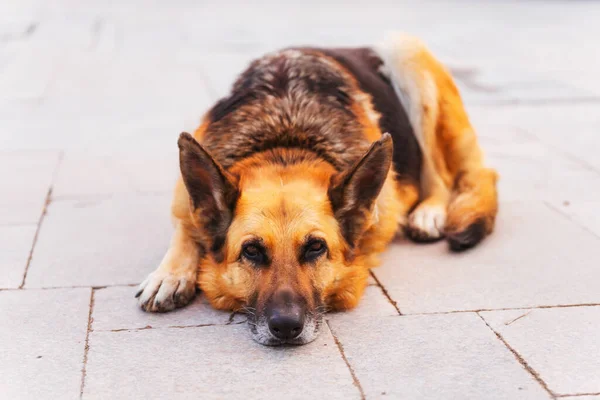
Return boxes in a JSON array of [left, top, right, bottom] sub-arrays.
[[135, 270, 197, 312], [406, 204, 447, 242]]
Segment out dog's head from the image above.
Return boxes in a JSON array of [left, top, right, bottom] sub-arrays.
[[178, 132, 392, 345]]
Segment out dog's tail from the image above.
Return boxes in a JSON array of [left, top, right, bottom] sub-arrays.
[[375, 32, 499, 250]]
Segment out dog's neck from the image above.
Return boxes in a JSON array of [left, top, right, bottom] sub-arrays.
[[229, 147, 338, 178]]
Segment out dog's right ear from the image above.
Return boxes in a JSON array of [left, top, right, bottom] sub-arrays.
[[178, 132, 238, 251]]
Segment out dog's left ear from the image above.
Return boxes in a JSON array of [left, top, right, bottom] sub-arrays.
[[178, 132, 238, 252], [328, 133, 393, 247]]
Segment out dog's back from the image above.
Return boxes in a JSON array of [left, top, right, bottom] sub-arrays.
[[194, 41, 497, 249], [199, 47, 421, 188]]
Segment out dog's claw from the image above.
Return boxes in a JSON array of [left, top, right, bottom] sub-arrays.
[[137, 271, 196, 312], [406, 204, 447, 242]]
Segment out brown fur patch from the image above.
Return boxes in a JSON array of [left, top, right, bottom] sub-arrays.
[[202, 49, 372, 172]]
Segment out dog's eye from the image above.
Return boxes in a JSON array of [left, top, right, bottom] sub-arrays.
[[303, 239, 327, 262], [242, 243, 265, 264]]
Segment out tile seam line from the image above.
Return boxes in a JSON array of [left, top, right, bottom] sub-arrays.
[[92, 320, 246, 333], [197, 64, 220, 101], [325, 320, 366, 400], [519, 124, 600, 176], [88, 17, 104, 51], [468, 97, 600, 107], [1, 283, 139, 291], [50, 192, 170, 202], [369, 270, 402, 315], [499, 123, 600, 176], [18, 187, 52, 288], [19, 151, 64, 288], [79, 288, 96, 399], [557, 392, 600, 398], [0, 222, 39, 228], [476, 312, 556, 399], [402, 302, 600, 316], [544, 201, 600, 241]]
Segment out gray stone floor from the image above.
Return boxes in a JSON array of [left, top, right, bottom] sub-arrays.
[[1, 1, 600, 399]]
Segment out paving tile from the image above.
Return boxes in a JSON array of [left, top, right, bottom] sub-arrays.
[[52, 152, 179, 198], [0, 47, 55, 101], [199, 52, 260, 99], [374, 201, 600, 314], [25, 194, 173, 288], [470, 104, 600, 175], [0, 288, 91, 399], [15, 106, 196, 153], [45, 53, 212, 131], [546, 200, 600, 238], [481, 307, 600, 396], [328, 313, 549, 399], [467, 113, 600, 203], [6, 52, 210, 152], [83, 324, 359, 400], [0, 224, 36, 288], [326, 286, 398, 324], [92, 286, 241, 332], [52, 154, 134, 198], [486, 151, 600, 203], [0, 201, 47, 226], [118, 152, 179, 194], [454, 68, 593, 106], [0, 151, 60, 224]]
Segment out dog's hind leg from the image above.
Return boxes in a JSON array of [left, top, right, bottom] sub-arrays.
[[376, 33, 498, 249]]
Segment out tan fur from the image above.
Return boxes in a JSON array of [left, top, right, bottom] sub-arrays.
[[376, 33, 498, 243]]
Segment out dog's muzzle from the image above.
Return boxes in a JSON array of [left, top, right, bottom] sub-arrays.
[[265, 302, 305, 341], [247, 288, 322, 346]]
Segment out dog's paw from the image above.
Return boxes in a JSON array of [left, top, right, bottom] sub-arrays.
[[135, 270, 197, 312], [406, 204, 447, 242]]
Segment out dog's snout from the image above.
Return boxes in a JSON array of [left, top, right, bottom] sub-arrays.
[[267, 309, 305, 340], [265, 288, 306, 340]]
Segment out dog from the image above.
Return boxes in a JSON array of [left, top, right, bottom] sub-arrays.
[[136, 33, 498, 346]]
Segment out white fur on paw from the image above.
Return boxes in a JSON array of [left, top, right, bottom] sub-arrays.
[[408, 205, 447, 240], [136, 270, 196, 312]]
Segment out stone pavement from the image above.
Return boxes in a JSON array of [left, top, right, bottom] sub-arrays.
[[1, 1, 600, 399]]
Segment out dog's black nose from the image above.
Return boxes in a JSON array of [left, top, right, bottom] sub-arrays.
[[265, 287, 307, 340], [268, 311, 304, 340]]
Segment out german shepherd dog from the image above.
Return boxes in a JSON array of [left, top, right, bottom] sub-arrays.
[[136, 34, 498, 345]]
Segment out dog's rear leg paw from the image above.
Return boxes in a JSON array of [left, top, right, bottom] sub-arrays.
[[445, 218, 488, 252], [405, 203, 447, 242], [135, 270, 197, 313]]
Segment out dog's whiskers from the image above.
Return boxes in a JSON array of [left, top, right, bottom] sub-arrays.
[[241, 306, 257, 317]]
